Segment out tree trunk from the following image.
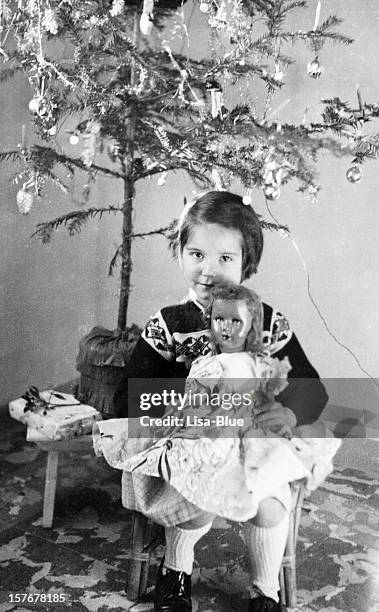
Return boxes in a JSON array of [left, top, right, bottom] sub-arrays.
[[117, 174, 134, 330], [116, 14, 140, 331]]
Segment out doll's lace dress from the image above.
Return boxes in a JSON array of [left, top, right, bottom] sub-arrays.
[[93, 352, 340, 522]]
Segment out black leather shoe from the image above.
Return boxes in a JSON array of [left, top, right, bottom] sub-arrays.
[[154, 559, 192, 612], [247, 595, 283, 612]]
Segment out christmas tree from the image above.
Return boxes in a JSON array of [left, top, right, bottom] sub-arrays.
[[1, 0, 379, 410]]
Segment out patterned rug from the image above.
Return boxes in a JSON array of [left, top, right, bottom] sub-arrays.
[[0, 412, 378, 612]]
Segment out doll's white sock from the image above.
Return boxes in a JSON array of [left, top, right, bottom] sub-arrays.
[[164, 522, 213, 575], [242, 510, 290, 603]]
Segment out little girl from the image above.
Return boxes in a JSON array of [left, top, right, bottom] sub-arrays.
[[106, 280, 338, 519], [107, 191, 337, 612]]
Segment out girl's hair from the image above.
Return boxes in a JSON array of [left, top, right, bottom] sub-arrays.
[[168, 191, 264, 280], [204, 278, 264, 353]]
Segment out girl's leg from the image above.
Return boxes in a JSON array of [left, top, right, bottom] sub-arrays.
[[242, 486, 291, 604], [164, 513, 215, 575], [155, 513, 215, 611]]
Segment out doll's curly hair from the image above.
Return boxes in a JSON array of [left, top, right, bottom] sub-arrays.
[[204, 278, 264, 353]]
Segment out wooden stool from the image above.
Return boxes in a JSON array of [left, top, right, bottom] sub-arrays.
[[33, 435, 93, 528], [279, 480, 305, 609], [126, 480, 306, 609]]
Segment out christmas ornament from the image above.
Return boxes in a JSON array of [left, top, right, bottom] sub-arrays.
[[272, 64, 284, 84], [28, 93, 54, 121], [69, 134, 79, 145], [356, 85, 364, 113], [308, 184, 319, 203], [308, 184, 319, 196], [107, 143, 121, 162], [157, 171, 168, 186], [82, 134, 96, 167], [206, 79, 223, 119], [110, 0, 125, 17], [42, 8, 58, 34], [28, 96, 45, 115], [264, 185, 281, 201], [307, 57, 324, 79], [81, 121, 101, 167], [263, 160, 283, 187], [17, 188, 33, 215], [140, 0, 154, 35], [313, 1, 321, 30], [242, 193, 252, 205], [346, 165, 362, 183], [199, 2, 209, 12]]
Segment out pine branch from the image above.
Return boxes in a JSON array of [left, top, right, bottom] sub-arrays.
[[32, 206, 122, 243], [130, 225, 173, 240], [108, 245, 122, 277], [108, 225, 173, 275], [258, 217, 289, 234], [352, 134, 379, 163], [25, 145, 125, 180], [0, 150, 21, 163]]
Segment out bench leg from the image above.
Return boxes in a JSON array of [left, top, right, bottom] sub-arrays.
[[42, 450, 59, 528]]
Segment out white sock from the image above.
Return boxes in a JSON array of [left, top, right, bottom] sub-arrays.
[[242, 511, 290, 603], [164, 522, 213, 575]]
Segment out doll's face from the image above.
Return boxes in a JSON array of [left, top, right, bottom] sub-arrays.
[[211, 299, 253, 353]]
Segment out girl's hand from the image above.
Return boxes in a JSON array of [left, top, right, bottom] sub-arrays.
[[254, 400, 297, 433]]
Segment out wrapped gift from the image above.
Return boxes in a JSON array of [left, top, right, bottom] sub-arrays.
[[9, 389, 102, 441]]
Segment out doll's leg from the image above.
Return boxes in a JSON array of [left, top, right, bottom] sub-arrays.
[[242, 484, 291, 605]]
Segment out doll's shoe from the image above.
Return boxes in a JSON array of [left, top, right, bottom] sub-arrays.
[[247, 595, 282, 612], [154, 559, 192, 612]]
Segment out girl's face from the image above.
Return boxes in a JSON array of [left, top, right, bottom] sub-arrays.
[[180, 223, 243, 306], [211, 299, 253, 353]]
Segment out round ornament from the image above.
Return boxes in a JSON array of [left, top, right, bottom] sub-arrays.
[[264, 185, 281, 201], [16, 189, 33, 215], [242, 194, 252, 205], [70, 134, 79, 145], [346, 165, 362, 183], [28, 96, 43, 114], [199, 2, 209, 12]]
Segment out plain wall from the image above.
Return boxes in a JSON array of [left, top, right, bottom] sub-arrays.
[[1, 1, 378, 411]]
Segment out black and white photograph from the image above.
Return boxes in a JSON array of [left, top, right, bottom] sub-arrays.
[[0, 1, 378, 611]]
